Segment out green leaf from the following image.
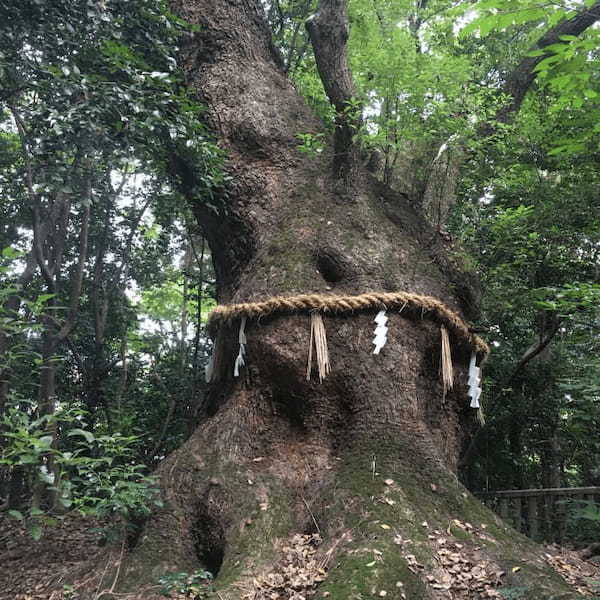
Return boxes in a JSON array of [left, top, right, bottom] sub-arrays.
[[1, 247, 21, 259], [67, 429, 95, 444], [8, 509, 24, 521], [30, 525, 42, 541], [526, 49, 546, 58], [38, 435, 54, 448]]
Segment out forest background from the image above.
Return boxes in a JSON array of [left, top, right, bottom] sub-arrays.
[[0, 0, 599, 577]]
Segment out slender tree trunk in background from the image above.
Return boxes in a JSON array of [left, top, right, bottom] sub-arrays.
[[180, 244, 193, 377], [114, 337, 128, 420], [0, 294, 23, 414], [6, 465, 26, 510], [0, 335, 11, 414], [549, 433, 562, 489], [1, 254, 45, 509], [541, 431, 562, 490], [116, 2, 589, 597], [32, 191, 91, 511], [31, 330, 59, 511], [0, 293, 28, 509], [509, 419, 524, 489], [188, 233, 207, 432], [85, 191, 149, 427]]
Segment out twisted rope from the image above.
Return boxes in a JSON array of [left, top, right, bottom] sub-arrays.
[[207, 291, 489, 357]]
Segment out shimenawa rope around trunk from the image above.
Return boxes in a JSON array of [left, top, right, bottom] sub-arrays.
[[207, 291, 489, 357]]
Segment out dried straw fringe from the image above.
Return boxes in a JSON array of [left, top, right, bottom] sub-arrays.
[[440, 325, 454, 395], [306, 313, 331, 383]]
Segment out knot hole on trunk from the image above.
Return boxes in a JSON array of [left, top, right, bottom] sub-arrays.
[[193, 503, 226, 578], [315, 247, 352, 284]]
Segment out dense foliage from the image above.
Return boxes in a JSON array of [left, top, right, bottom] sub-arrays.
[[0, 0, 219, 533]]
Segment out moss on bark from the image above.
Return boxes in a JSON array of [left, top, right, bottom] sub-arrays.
[[114, 434, 585, 600]]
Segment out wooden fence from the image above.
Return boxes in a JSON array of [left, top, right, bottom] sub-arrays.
[[478, 487, 600, 542]]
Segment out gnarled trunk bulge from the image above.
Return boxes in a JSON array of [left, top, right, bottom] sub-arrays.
[[117, 1, 586, 598]]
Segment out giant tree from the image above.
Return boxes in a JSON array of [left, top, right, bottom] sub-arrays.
[[119, 1, 600, 597]]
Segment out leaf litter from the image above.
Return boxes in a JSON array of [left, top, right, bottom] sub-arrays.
[[241, 534, 326, 600]]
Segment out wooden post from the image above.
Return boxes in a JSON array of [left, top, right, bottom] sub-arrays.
[[513, 496, 523, 532], [500, 497, 510, 522], [528, 496, 539, 541], [545, 494, 553, 541], [557, 496, 568, 543], [549, 494, 560, 542]]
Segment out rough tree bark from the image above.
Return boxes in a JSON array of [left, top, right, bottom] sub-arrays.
[[116, 2, 591, 598]]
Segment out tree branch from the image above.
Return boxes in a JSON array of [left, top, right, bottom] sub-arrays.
[[8, 105, 56, 290], [115, 194, 151, 284], [505, 315, 561, 386], [32, 203, 56, 292], [284, 0, 312, 73], [148, 372, 177, 464], [8, 105, 36, 204], [497, 1, 600, 123], [57, 171, 92, 341], [306, 0, 361, 180], [48, 193, 71, 278], [92, 190, 112, 346]]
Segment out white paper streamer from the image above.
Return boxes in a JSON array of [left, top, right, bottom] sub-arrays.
[[238, 316, 247, 346], [467, 352, 482, 408], [233, 317, 247, 377], [372, 310, 388, 355]]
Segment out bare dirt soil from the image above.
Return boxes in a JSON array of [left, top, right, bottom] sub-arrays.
[[0, 513, 107, 600]]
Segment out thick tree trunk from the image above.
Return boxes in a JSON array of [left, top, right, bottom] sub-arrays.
[[115, 2, 584, 598]]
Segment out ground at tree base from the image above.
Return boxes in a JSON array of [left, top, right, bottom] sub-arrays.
[[0, 513, 105, 600], [1, 496, 599, 599]]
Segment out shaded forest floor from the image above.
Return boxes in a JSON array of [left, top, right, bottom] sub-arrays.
[[1, 512, 600, 599], [0, 513, 108, 600]]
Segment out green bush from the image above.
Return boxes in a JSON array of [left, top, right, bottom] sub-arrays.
[[1, 402, 162, 539], [158, 570, 214, 599]]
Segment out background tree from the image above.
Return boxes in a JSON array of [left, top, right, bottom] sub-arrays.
[[0, 0, 221, 516]]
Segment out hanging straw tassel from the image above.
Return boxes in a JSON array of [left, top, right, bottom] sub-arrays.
[[306, 312, 331, 383], [440, 325, 454, 395]]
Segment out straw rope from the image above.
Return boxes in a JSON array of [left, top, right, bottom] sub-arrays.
[[207, 291, 489, 357]]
